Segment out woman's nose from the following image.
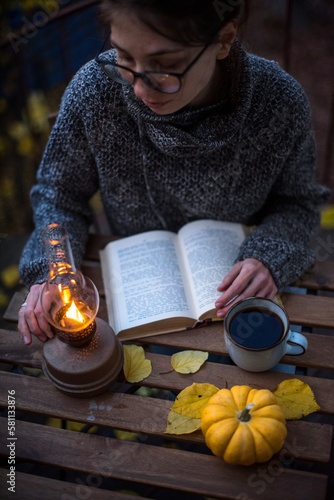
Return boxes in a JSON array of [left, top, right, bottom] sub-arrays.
[[132, 76, 149, 99]]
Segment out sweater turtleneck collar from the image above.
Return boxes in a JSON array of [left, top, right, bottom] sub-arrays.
[[120, 41, 253, 158]]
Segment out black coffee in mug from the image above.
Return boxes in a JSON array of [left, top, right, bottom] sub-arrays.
[[229, 306, 284, 349]]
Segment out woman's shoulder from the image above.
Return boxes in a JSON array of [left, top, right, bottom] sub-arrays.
[[61, 51, 121, 109], [247, 52, 301, 89], [246, 52, 310, 113]]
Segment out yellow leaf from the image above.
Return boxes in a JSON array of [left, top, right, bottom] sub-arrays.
[[0, 135, 10, 155], [171, 382, 219, 419], [273, 378, 321, 420], [0, 178, 14, 200], [22, 367, 43, 377], [0, 98, 7, 113], [321, 205, 334, 229], [8, 121, 29, 141], [46, 418, 98, 433], [274, 294, 283, 306], [17, 135, 34, 156], [27, 91, 50, 133], [0, 291, 9, 308], [165, 410, 201, 435], [161, 442, 180, 449], [171, 350, 208, 374], [114, 429, 138, 441], [1, 264, 20, 288], [123, 345, 152, 383]]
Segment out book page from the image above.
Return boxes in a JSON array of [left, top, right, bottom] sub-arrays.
[[100, 231, 196, 335], [178, 220, 245, 317]]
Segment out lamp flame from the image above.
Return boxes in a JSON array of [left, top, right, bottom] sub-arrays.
[[65, 301, 85, 323]]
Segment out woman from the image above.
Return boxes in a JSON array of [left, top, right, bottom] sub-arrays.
[[18, 0, 329, 345]]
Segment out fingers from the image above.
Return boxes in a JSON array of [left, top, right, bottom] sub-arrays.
[[18, 283, 54, 345], [217, 262, 242, 291], [216, 263, 255, 306], [261, 281, 278, 300], [18, 307, 32, 345], [215, 259, 277, 317]]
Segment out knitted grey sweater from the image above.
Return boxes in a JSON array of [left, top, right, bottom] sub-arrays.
[[19, 44, 330, 291]]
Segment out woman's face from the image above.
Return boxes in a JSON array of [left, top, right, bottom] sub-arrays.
[[109, 10, 235, 115]]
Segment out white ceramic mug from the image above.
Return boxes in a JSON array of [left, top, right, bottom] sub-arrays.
[[224, 297, 308, 372]]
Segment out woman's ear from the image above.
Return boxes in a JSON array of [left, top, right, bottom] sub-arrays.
[[216, 21, 238, 60]]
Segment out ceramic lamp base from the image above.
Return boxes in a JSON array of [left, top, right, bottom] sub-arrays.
[[42, 318, 123, 398]]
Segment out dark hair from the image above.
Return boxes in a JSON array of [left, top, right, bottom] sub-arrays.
[[99, 0, 247, 46]]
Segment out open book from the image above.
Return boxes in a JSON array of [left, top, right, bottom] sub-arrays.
[[100, 219, 246, 341]]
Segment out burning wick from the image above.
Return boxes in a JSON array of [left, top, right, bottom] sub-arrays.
[[58, 301, 90, 329], [65, 301, 85, 323]]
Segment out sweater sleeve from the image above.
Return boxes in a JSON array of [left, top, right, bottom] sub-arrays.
[[236, 90, 330, 291], [19, 68, 99, 289]]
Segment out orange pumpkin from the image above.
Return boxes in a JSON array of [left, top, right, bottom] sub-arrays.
[[201, 385, 287, 465]]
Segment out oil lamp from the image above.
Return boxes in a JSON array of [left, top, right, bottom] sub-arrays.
[[41, 223, 123, 398]]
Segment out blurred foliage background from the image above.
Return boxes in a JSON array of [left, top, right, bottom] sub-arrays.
[[0, 0, 105, 236]]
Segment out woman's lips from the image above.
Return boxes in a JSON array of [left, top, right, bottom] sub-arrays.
[[143, 99, 172, 110]]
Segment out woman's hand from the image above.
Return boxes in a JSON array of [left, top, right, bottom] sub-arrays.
[[215, 258, 277, 317], [18, 283, 54, 345]]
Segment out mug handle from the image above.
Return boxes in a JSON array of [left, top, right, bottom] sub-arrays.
[[286, 330, 308, 355]]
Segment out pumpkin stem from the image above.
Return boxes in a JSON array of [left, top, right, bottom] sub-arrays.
[[237, 402, 255, 422]]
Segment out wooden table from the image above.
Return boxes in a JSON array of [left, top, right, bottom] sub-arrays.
[[1, 234, 334, 500]]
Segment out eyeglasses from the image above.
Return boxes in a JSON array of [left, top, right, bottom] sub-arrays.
[[95, 34, 211, 94]]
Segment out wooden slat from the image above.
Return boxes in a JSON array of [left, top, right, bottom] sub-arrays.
[[140, 352, 334, 415], [297, 260, 334, 291], [0, 469, 149, 500], [0, 370, 331, 463], [0, 329, 43, 367], [138, 324, 334, 371], [1, 331, 334, 415], [2, 315, 334, 371], [2, 293, 24, 322], [281, 291, 334, 329], [1, 332, 334, 413], [0, 418, 328, 500], [84, 234, 334, 292]]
